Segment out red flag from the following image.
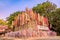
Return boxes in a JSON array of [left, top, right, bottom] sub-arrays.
[[42, 16, 49, 27]]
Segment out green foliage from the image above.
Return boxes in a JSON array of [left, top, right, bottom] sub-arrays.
[[52, 8, 60, 35], [33, 1, 56, 15], [0, 19, 7, 26]]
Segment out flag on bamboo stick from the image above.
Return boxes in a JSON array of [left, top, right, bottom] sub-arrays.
[[41, 16, 49, 27], [14, 16, 18, 27]]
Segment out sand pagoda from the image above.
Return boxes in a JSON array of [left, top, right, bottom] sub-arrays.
[[5, 7, 56, 37]]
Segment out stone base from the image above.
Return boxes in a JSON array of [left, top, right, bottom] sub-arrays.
[[5, 29, 56, 38]]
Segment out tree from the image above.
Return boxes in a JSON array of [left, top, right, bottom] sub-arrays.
[[0, 19, 7, 26], [52, 8, 60, 35], [33, 1, 56, 15]]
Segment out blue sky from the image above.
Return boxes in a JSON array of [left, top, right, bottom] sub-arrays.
[[0, 0, 60, 20]]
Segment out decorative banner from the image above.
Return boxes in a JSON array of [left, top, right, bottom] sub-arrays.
[[35, 13, 38, 22], [13, 16, 18, 27], [17, 14, 20, 27], [41, 16, 49, 27], [37, 25, 49, 30], [26, 7, 29, 14], [21, 13, 24, 25], [29, 9, 35, 20]]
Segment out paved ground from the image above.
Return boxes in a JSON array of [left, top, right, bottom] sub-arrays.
[[0, 36, 60, 40]]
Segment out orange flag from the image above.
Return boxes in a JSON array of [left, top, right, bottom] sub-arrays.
[[14, 16, 18, 27]]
